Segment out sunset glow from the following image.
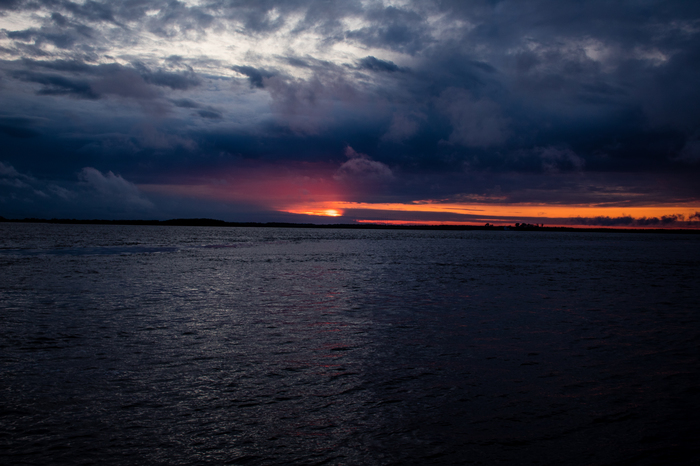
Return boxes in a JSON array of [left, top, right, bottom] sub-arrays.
[[279, 200, 700, 227]]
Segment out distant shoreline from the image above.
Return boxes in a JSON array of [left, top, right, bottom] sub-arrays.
[[2, 216, 699, 234]]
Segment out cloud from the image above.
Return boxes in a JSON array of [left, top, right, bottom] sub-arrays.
[[0, 0, 24, 11], [1, 0, 700, 221], [676, 136, 700, 164], [139, 67, 200, 90], [87, 66, 173, 115], [12, 70, 99, 99], [78, 167, 153, 210], [438, 88, 509, 148], [335, 146, 393, 183], [137, 125, 196, 150], [232, 65, 277, 89], [264, 71, 359, 134], [357, 56, 402, 73], [169, 98, 222, 119], [171, 98, 200, 109], [0, 162, 157, 217], [0, 160, 62, 200], [382, 111, 426, 143], [88, 66, 156, 100], [346, 5, 429, 55], [10, 60, 201, 112], [537, 146, 585, 173], [5, 19, 96, 50], [196, 109, 221, 119], [0, 160, 22, 178], [0, 117, 42, 138]]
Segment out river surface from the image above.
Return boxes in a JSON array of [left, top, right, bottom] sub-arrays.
[[1, 223, 699, 465]]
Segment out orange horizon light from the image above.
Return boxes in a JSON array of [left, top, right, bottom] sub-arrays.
[[279, 200, 700, 227]]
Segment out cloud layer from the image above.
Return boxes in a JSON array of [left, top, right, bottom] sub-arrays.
[[1, 0, 699, 223]]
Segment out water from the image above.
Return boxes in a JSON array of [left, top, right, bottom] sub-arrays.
[[1, 223, 699, 465]]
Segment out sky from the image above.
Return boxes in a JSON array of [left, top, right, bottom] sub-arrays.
[[1, 0, 700, 227]]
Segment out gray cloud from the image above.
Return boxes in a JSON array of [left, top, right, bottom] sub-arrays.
[[197, 109, 222, 119], [79, 167, 153, 210], [0, 160, 66, 201], [138, 66, 200, 90], [264, 69, 360, 134], [90, 67, 160, 99], [7, 60, 204, 117], [535, 146, 585, 173], [171, 98, 200, 109], [357, 56, 402, 73], [170, 98, 222, 119], [21, 59, 202, 90], [0, 117, 42, 138], [382, 111, 425, 143], [346, 5, 429, 54], [12, 70, 99, 98], [232, 65, 277, 89], [438, 88, 509, 148], [0, 0, 24, 11], [0, 161, 155, 217], [335, 146, 393, 183], [677, 137, 700, 164], [1, 0, 700, 220]]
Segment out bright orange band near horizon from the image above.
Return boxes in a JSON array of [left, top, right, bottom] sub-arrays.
[[282, 201, 700, 223]]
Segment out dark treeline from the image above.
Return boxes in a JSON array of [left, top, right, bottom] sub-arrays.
[[1, 216, 700, 234]]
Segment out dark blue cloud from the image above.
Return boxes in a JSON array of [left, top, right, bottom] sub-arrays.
[[197, 109, 222, 119], [1, 0, 700, 220], [357, 56, 402, 73], [0, 117, 42, 138], [12, 70, 99, 98], [232, 65, 277, 89], [346, 6, 428, 54]]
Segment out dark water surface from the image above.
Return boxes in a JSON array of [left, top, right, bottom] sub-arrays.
[[1, 224, 699, 465]]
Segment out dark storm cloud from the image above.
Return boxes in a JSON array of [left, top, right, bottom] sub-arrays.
[[135, 64, 201, 90], [0, 125, 39, 138], [0, 161, 156, 218], [171, 98, 200, 108], [334, 146, 394, 183], [30, 59, 201, 89], [0, 116, 42, 138], [6, 59, 202, 113], [6, 23, 93, 49], [264, 71, 361, 134], [22, 57, 94, 73], [346, 5, 428, 54], [232, 65, 277, 89], [61, 1, 116, 23], [11, 63, 160, 102], [357, 56, 402, 73], [437, 88, 510, 148], [12, 69, 98, 98], [0, 0, 24, 10], [2, 0, 700, 220], [197, 109, 222, 119]]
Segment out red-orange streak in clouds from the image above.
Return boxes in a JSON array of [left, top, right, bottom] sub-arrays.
[[330, 202, 700, 219], [283, 201, 700, 225]]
